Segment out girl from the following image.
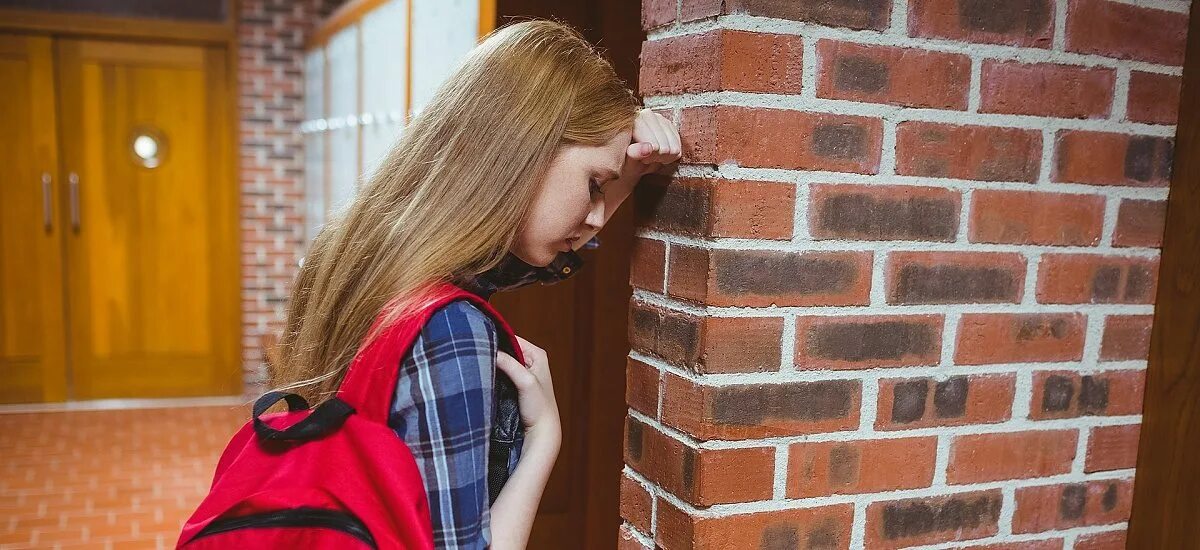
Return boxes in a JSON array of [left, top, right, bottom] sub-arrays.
[[272, 20, 682, 549]]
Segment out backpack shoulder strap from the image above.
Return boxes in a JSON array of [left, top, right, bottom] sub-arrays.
[[336, 283, 523, 423]]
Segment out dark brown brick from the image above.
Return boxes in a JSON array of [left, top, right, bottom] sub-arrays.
[[1054, 131, 1173, 187], [1013, 479, 1133, 533], [865, 490, 1003, 547], [1030, 370, 1145, 420], [662, 372, 861, 440], [636, 177, 795, 240], [795, 314, 943, 369], [887, 251, 1026, 304], [669, 247, 874, 307], [629, 302, 702, 367], [876, 375, 1015, 430], [897, 121, 1042, 182], [816, 40, 970, 109], [909, 0, 1054, 48], [725, 0, 892, 30], [809, 184, 960, 242], [626, 358, 659, 417]]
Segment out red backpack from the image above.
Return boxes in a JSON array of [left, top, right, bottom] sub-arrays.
[[177, 284, 524, 549]]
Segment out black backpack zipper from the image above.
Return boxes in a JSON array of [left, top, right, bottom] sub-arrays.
[[192, 507, 377, 548]]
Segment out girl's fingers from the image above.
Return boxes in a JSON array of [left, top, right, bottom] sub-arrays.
[[627, 142, 654, 160], [497, 351, 535, 387]]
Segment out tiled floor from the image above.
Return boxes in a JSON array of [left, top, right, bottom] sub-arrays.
[[0, 404, 249, 549]]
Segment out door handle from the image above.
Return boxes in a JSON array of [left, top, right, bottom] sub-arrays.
[[69, 172, 80, 232], [41, 172, 52, 232]]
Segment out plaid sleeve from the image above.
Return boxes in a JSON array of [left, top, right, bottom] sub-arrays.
[[388, 299, 497, 549]]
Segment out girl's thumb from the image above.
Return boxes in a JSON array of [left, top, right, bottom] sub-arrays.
[[628, 142, 655, 159]]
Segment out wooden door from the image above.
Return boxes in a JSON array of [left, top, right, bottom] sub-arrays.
[[1127, 8, 1200, 547], [54, 39, 240, 399], [0, 34, 68, 403]]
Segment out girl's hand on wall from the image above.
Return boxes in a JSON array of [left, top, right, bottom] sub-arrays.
[[626, 109, 681, 177], [496, 336, 561, 454]]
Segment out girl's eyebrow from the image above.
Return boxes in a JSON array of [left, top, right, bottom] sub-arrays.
[[599, 166, 621, 180]]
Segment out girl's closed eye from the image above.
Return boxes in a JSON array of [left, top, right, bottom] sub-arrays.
[[589, 178, 605, 196]]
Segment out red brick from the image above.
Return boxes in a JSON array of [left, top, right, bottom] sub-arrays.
[[668, 246, 874, 307], [642, 0, 676, 29], [626, 358, 659, 417], [787, 437, 937, 498], [865, 489, 1002, 548], [1029, 370, 1146, 420], [1075, 530, 1127, 550], [809, 184, 960, 242], [816, 40, 970, 109], [956, 313, 1086, 365], [680, 0, 721, 22], [795, 314, 943, 370], [725, 0, 891, 30], [618, 523, 652, 550], [1013, 479, 1134, 533], [1086, 423, 1141, 472], [981, 61, 1115, 118], [1113, 199, 1167, 248], [897, 121, 1042, 182], [947, 430, 1078, 483], [962, 540, 1064, 550], [656, 499, 854, 550], [680, 106, 884, 173], [625, 416, 775, 505], [1066, 0, 1188, 65], [635, 177, 795, 240], [969, 189, 1105, 246], [887, 251, 1026, 305], [1100, 315, 1154, 361], [629, 302, 784, 373], [620, 473, 654, 534], [1053, 130, 1173, 187], [908, 0, 1054, 48], [662, 372, 861, 440], [1127, 71, 1182, 125], [876, 375, 1015, 430], [1037, 254, 1159, 304], [630, 237, 666, 291], [640, 30, 803, 95]]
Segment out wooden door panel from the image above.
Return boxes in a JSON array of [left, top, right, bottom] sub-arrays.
[[0, 34, 67, 403], [56, 39, 239, 399]]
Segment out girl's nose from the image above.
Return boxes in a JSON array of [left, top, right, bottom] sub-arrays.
[[584, 197, 605, 231]]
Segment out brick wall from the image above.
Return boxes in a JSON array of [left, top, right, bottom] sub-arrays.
[[238, 0, 341, 391], [625, 0, 1187, 548]]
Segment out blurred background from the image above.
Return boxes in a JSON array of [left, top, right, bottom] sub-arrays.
[[0, 0, 641, 547]]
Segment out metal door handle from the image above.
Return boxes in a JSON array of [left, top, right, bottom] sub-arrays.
[[41, 172, 52, 232], [69, 172, 80, 232]]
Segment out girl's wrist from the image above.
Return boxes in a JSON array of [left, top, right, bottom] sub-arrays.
[[523, 422, 562, 457]]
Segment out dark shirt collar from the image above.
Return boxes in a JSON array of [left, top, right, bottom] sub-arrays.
[[458, 249, 586, 300]]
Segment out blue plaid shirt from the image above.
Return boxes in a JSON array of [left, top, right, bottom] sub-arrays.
[[388, 239, 597, 548]]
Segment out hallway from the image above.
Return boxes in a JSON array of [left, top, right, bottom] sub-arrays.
[[0, 404, 247, 549]]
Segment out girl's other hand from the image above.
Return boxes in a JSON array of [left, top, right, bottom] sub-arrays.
[[626, 109, 681, 177], [495, 336, 561, 453]]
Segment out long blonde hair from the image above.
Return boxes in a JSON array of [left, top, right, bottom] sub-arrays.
[[273, 20, 639, 401]]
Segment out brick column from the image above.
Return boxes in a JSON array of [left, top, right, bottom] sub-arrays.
[[623, 0, 1188, 548]]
